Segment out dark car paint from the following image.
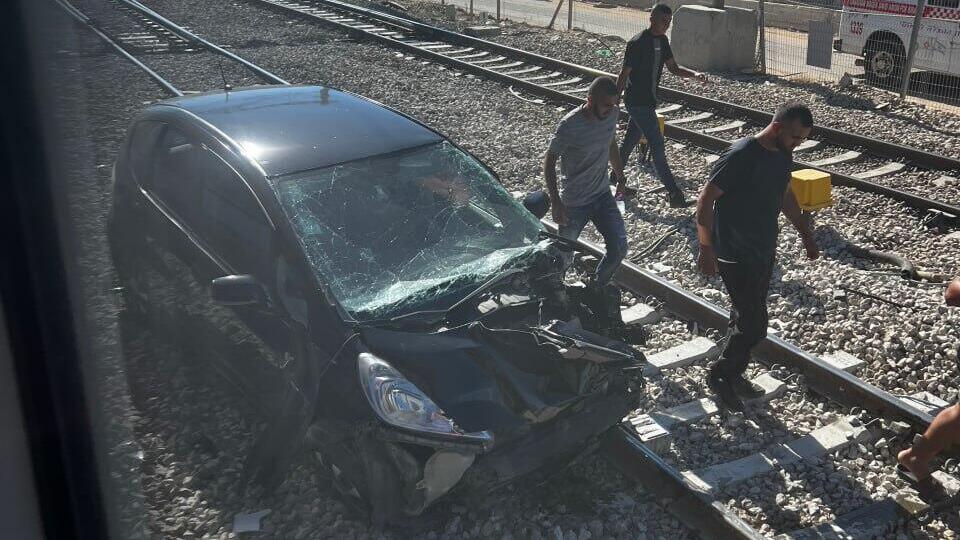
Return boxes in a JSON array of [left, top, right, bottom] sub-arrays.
[[109, 85, 644, 519], [161, 86, 442, 177]]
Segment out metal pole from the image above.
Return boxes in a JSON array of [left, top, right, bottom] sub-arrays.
[[548, 0, 564, 29], [899, 0, 926, 98], [757, 0, 766, 74], [567, 0, 573, 30], [496, 0, 500, 20], [470, 0, 473, 14]]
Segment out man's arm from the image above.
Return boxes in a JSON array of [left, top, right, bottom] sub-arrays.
[[665, 58, 708, 83], [617, 65, 632, 94], [695, 183, 723, 275], [781, 188, 819, 260], [543, 151, 567, 225], [608, 139, 626, 194]]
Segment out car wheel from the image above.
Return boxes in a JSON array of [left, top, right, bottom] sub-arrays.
[[865, 37, 905, 90]]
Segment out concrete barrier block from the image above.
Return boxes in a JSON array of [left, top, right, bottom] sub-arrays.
[[671, 5, 757, 72]]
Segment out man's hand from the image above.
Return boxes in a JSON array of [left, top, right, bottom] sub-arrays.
[[615, 180, 628, 200], [801, 234, 820, 261], [698, 244, 718, 275], [612, 170, 628, 197], [551, 196, 568, 226]]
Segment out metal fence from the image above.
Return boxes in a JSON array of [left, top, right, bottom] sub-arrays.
[[425, 0, 960, 114], [757, 5, 960, 111]]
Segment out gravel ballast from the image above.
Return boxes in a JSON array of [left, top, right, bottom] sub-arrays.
[[393, 0, 960, 159], [46, 0, 960, 537]]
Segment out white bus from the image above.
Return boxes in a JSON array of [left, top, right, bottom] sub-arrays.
[[835, 0, 960, 88]]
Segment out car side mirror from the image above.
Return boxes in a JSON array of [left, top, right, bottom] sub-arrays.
[[211, 275, 267, 306], [522, 189, 550, 219]]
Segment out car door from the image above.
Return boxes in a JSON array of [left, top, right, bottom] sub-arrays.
[[136, 121, 288, 411]]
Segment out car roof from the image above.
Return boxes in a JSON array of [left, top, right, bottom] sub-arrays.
[[156, 85, 443, 177]]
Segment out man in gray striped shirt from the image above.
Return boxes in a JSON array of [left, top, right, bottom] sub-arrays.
[[543, 76, 628, 285]]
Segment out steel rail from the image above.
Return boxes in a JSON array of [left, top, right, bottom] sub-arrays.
[[62, 2, 946, 534], [558, 222, 938, 540], [117, 0, 291, 86], [307, 0, 960, 172], [269, 0, 960, 216], [603, 426, 767, 540], [542, 221, 937, 432], [54, 0, 183, 97]]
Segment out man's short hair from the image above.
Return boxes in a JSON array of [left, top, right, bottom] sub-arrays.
[[651, 3, 672, 17], [588, 76, 618, 98], [773, 102, 814, 127]]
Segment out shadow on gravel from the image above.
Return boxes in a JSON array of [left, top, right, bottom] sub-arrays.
[[114, 280, 660, 537]]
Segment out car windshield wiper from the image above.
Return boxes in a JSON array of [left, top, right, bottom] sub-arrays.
[[537, 229, 585, 252]]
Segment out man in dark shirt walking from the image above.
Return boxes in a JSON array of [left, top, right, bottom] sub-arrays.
[[616, 3, 707, 208], [696, 102, 820, 412]]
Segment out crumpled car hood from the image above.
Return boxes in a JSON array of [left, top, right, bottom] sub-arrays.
[[360, 320, 639, 440]]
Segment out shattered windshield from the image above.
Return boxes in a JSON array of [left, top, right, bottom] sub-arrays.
[[273, 141, 543, 322]]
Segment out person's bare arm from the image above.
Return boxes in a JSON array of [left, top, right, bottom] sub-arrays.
[[781, 188, 820, 260], [616, 65, 632, 94], [544, 151, 567, 225], [666, 58, 708, 83], [695, 183, 724, 275], [609, 139, 627, 196]]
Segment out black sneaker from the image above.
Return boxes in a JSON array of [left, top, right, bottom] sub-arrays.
[[667, 190, 693, 208], [729, 375, 765, 400], [707, 368, 744, 412]]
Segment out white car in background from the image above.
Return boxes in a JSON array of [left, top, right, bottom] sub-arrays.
[[835, 0, 960, 88]]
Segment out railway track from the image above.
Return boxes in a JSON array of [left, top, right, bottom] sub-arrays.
[[58, 0, 960, 537], [248, 0, 960, 218], [56, 0, 288, 96]]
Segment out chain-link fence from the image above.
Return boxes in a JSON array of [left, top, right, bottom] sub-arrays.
[[425, 0, 960, 113], [758, 3, 960, 110]]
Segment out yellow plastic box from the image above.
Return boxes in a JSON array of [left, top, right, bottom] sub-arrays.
[[790, 169, 833, 211]]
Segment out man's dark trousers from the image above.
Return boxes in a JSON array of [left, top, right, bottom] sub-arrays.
[[715, 259, 774, 377]]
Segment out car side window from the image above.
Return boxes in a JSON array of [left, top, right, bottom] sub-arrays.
[[195, 150, 273, 275], [126, 121, 164, 185], [148, 126, 272, 274], [149, 126, 202, 228]]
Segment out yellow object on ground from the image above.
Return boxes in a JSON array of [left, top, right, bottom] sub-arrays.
[[790, 169, 834, 211], [638, 114, 666, 144]]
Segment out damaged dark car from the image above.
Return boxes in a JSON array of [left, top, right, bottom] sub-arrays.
[[109, 85, 647, 521]]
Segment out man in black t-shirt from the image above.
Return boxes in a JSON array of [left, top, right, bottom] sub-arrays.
[[616, 3, 707, 208], [695, 102, 820, 412]]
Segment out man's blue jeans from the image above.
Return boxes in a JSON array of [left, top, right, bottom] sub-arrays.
[[619, 105, 680, 193], [558, 190, 628, 285]]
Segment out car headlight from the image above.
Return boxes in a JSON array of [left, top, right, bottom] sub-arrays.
[[357, 353, 492, 448]]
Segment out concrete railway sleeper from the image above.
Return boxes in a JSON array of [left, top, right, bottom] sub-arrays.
[[59, 0, 960, 537], [562, 229, 959, 540]]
